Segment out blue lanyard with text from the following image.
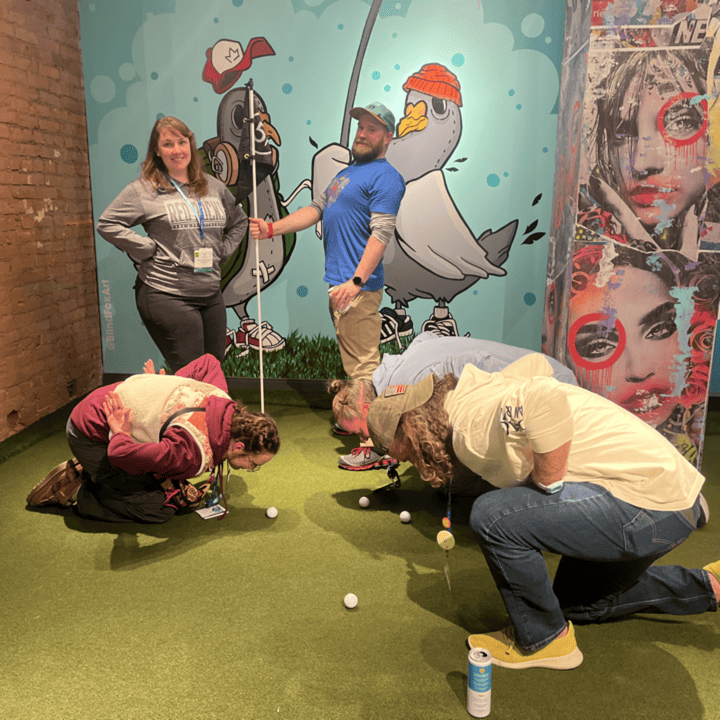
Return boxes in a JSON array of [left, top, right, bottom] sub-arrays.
[[170, 178, 205, 239]]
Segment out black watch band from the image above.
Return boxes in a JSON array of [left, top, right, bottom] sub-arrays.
[[352, 276, 364, 287]]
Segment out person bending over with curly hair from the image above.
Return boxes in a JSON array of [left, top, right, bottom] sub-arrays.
[[366, 352, 717, 672], [27, 354, 280, 523], [327, 331, 577, 473]]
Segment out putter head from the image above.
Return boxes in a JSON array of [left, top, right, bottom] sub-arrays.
[[373, 460, 402, 493]]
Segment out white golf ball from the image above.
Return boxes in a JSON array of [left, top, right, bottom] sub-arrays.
[[343, 593, 358, 609], [399, 510, 411, 523], [359, 496, 370, 508], [266, 506, 278, 519]]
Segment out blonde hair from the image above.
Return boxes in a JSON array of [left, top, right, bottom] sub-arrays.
[[140, 116, 208, 196], [399, 373, 457, 488], [327, 378, 376, 428]]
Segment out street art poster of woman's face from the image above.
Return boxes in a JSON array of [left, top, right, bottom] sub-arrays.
[[564, 242, 720, 464], [587, 49, 712, 255]]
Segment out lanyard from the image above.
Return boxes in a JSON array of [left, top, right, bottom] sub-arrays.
[[170, 178, 205, 239]]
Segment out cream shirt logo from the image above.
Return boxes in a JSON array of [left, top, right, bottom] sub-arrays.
[[499, 405, 524, 435]]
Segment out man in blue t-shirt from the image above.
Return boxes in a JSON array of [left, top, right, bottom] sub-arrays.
[[250, 102, 406, 469]]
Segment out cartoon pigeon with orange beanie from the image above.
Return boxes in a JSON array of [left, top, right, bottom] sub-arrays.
[[306, 63, 518, 341], [381, 64, 517, 340]]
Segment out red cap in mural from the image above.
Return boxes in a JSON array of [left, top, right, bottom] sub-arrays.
[[202, 37, 275, 94]]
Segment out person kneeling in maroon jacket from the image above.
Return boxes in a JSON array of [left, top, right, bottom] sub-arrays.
[[27, 354, 279, 523]]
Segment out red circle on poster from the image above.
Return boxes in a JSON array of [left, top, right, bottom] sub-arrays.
[[657, 92, 708, 148], [568, 312, 626, 371]]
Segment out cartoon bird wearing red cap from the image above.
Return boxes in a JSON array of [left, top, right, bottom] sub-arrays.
[[202, 37, 275, 94]]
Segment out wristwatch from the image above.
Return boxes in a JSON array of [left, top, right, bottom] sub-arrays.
[[352, 276, 364, 287]]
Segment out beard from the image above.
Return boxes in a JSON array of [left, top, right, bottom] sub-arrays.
[[351, 137, 385, 163]]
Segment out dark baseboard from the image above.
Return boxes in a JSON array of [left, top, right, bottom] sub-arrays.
[[102, 374, 334, 411], [102, 374, 329, 393], [0, 399, 77, 466]]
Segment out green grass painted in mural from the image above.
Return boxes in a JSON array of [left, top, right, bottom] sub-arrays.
[[222, 330, 415, 380]]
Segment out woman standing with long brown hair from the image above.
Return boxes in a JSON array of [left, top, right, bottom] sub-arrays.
[[97, 116, 248, 372]]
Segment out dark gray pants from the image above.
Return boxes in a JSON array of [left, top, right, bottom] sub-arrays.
[[67, 418, 175, 524], [135, 279, 226, 373]]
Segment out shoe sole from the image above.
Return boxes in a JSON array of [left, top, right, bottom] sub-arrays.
[[26, 459, 83, 506], [338, 458, 395, 471], [492, 646, 584, 670], [466, 638, 583, 670], [332, 427, 354, 436], [698, 493, 709, 528]]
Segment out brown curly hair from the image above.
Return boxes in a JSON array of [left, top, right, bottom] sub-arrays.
[[230, 403, 280, 455], [327, 378, 376, 427], [397, 373, 457, 488], [140, 116, 208, 196]]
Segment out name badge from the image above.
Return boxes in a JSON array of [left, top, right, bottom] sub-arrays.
[[194, 248, 213, 272], [195, 505, 228, 519]]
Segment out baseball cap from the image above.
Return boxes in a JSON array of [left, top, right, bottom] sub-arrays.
[[367, 374, 435, 450], [349, 102, 396, 135]]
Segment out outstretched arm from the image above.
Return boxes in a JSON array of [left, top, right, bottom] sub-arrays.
[[174, 354, 228, 392], [250, 205, 321, 239]]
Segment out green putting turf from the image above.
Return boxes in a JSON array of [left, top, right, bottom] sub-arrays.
[[1, 395, 719, 720]]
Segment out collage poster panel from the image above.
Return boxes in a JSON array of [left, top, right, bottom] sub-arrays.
[[547, 1, 720, 467]]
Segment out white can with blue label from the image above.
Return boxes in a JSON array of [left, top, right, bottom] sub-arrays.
[[467, 648, 491, 718]]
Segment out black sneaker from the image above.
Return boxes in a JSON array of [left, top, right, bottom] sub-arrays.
[[698, 493, 710, 528], [422, 312, 459, 337], [380, 307, 413, 346]]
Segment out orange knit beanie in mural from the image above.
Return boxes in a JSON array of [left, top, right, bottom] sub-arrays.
[[402, 64, 462, 106]]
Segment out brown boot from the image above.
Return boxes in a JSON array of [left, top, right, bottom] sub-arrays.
[[26, 458, 83, 507]]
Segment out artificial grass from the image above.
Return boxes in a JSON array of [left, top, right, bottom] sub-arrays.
[[1, 400, 719, 719]]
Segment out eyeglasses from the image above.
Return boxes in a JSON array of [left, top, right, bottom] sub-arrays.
[[247, 459, 261, 473]]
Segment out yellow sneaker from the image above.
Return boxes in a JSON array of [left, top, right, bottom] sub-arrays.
[[704, 559, 720, 582], [467, 622, 583, 670]]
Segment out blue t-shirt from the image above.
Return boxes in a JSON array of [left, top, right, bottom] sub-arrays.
[[322, 158, 405, 291]]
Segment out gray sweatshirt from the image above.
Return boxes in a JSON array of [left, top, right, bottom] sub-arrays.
[[97, 174, 248, 296]]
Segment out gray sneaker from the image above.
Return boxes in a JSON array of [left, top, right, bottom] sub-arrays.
[[338, 447, 394, 471]]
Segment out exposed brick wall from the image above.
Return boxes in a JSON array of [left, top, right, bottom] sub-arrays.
[[0, 0, 102, 443]]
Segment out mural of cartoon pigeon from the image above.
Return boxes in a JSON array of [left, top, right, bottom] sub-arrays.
[[302, 63, 518, 343], [203, 86, 294, 354], [382, 64, 518, 341]]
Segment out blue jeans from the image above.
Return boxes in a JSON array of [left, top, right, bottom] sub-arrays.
[[470, 482, 715, 652]]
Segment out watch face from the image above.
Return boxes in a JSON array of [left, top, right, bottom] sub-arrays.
[[353, 276, 363, 286]]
